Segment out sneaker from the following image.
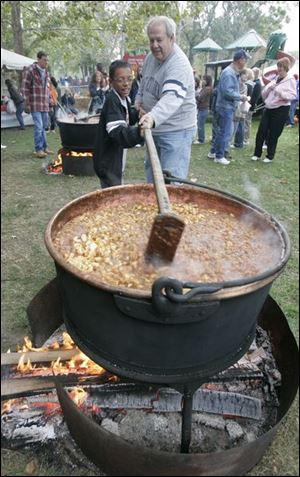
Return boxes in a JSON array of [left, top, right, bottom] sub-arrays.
[[35, 150, 47, 158], [193, 140, 200, 144], [135, 144, 142, 148], [44, 149, 54, 155], [243, 141, 250, 146], [214, 157, 230, 165], [285, 124, 293, 128], [251, 155, 260, 161], [1, 144, 7, 149], [207, 152, 215, 159], [262, 144, 267, 150], [263, 158, 273, 163]]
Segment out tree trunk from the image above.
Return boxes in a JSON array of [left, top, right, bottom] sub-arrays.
[[11, 1, 24, 54]]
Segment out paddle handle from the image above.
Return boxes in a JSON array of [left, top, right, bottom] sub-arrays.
[[144, 129, 172, 214]]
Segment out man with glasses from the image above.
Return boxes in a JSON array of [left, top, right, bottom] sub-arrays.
[[22, 51, 53, 158], [137, 16, 196, 182]]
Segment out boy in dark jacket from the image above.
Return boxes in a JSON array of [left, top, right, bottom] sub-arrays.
[[93, 60, 143, 188]]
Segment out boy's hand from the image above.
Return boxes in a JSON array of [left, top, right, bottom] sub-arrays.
[[139, 113, 154, 129]]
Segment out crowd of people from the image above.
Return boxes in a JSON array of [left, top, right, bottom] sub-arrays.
[[2, 15, 298, 181], [194, 53, 297, 166]]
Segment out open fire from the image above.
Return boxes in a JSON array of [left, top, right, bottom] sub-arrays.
[[1, 288, 298, 477], [2, 327, 281, 438], [46, 148, 94, 175], [5, 332, 119, 380]]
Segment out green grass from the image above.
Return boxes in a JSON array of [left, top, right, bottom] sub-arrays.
[[1, 120, 299, 475]]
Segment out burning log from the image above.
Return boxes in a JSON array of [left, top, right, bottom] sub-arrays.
[[1, 346, 119, 400], [1, 374, 119, 400], [1, 349, 78, 366], [1, 333, 119, 399]]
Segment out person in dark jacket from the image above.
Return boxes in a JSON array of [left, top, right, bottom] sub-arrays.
[[93, 60, 143, 188], [195, 74, 213, 144], [88, 71, 106, 114], [5, 79, 25, 129], [61, 88, 78, 114], [129, 65, 142, 104], [250, 67, 262, 112]]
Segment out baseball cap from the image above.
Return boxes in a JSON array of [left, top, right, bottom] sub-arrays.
[[233, 49, 251, 61]]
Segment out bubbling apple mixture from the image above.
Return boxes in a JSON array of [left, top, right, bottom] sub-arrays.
[[53, 202, 282, 291]]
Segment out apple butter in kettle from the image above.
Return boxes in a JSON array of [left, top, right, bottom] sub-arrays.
[[53, 202, 282, 291]]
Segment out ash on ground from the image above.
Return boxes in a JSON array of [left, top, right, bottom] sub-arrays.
[[96, 326, 281, 453]]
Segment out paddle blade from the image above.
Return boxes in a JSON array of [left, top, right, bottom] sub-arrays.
[[145, 213, 185, 264]]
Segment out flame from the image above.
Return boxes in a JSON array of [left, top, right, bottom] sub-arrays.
[[17, 355, 36, 372], [47, 150, 92, 174], [68, 386, 87, 406], [68, 151, 93, 157], [47, 153, 63, 174], [1, 400, 13, 414], [14, 333, 107, 377], [17, 335, 73, 353], [18, 336, 47, 353], [62, 332, 75, 349], [1, 387, 91, 417], [1, 398, 29, 415]]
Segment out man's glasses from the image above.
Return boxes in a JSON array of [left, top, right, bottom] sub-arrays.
[[113, 77, 133, 84]]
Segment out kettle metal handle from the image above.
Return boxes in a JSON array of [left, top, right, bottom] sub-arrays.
[[151, 277, 223, 316]]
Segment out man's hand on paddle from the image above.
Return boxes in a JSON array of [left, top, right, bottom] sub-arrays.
[[139, 112, 155, 130]]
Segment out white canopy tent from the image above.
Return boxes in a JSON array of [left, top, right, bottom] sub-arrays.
[[1, 48, 35, 128], [1, 48, 35, 70]]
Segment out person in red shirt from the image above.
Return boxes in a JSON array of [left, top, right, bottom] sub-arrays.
[[21, 51, 54, 158]]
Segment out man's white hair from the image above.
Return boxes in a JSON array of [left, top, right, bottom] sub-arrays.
[[146, 16, 176, 38]]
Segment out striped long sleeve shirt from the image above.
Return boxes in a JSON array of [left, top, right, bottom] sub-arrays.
[[135, 44, 196, 134]]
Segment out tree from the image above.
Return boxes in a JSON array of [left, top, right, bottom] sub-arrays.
[[179, 1, 291, 67], [211, 1, 290, 49], [0, 1, 294, 78], [11, 1, 24, 54]]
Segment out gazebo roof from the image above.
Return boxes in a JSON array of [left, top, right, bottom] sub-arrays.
[[193, 38, 223, 51], [225, 30, 267, 50]]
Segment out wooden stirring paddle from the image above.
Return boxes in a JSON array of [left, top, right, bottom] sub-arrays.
[[144, 128, 185, 264]]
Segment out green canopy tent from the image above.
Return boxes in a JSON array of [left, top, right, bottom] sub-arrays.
[[225, 29, 267, 52], [193, 38, 223, 64]]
